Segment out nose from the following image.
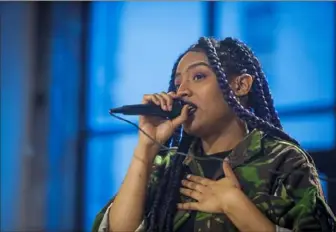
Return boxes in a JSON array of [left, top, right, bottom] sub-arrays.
[[176, 83, 192, 98]]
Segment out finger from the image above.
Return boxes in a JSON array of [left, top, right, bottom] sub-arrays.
[[180, 187, 202, 201], [223, 161, 241, 189], [186, 174, 215, 186], [167, 91, 178, 98], [160, 91, 174, 111], [170, 104, 190, 129], [181, 180, 207, 193], [142, 94, 160, 105], [177, 202, 199, 211], [154, 93, 169, 111]]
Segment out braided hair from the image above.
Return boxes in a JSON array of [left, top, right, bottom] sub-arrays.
[[145, 37, 297, 232]]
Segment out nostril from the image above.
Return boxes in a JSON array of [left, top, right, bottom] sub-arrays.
[[178, 90, 192, 97]]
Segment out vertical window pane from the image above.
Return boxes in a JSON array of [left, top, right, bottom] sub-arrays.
[[272, 2, 334, 109], [217, 2, 335, 109], [85, 133, 138, 231], [281, 113, 335, 151], [215, 2, 244, 39], [88, 2, 205, 130]]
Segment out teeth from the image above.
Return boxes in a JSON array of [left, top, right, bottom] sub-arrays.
[[188, 102, 197, 109], [188, 107, 197, 115], [188, 105, 194, 110]]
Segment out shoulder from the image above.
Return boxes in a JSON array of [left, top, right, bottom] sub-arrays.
[[260, 134, 326, 197], [262, 134, 314, 170], [252, 133, 321, 188]]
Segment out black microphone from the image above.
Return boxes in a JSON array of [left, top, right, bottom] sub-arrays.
[[109, 99, 196, 119]]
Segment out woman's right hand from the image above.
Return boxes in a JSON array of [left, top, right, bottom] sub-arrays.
[[137, 91, 191, 153]]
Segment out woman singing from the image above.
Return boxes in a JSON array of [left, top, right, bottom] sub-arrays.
[[92, 37, 336, 232]]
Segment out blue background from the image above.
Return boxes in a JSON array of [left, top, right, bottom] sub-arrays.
[[1, 2, 335, 232]]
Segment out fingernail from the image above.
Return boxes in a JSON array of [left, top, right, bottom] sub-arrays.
[[187, 174, 191, 179]]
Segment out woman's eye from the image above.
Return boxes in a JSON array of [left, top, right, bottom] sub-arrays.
[[174, 73, 206, 89], [193, 73, 206, 81]]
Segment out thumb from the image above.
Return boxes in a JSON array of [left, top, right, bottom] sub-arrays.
[[223, 159, 241, 189], [171, 104, 192, 130]]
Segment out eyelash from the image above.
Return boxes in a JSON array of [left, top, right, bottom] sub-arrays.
[[175, 73, 207, 89], [193, 73, 206, 81]]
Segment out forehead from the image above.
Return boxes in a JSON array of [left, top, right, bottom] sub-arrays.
[[176, 51, 209, 71]]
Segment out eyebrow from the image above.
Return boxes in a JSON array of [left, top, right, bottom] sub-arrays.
[[175, 61, 210, 78]]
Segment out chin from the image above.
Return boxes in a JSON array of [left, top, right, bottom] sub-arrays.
[[182, 120, 203, 137]]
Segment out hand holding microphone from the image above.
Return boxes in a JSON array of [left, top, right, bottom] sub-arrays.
[[109, 91, 196, 153]]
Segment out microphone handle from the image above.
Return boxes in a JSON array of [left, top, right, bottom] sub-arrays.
[[110, 102, 184, 119]]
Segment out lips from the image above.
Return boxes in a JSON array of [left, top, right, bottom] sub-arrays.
[[181, 99, 197, 110], [180, 99, 197, 117]]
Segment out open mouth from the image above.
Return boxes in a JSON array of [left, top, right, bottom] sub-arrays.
[[179, 99, 197, 117], [181, 99, 197, 110]]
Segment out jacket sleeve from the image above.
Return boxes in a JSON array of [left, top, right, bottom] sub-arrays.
[[252, 146, 336, 232], [91, 197, 115, 232]]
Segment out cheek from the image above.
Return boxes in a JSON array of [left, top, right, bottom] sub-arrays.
[[191, 81, 233, 123], [206, 99, 229, 119], [201, 87, 227, 114]]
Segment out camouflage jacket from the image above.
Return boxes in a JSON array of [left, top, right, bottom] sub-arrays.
[[92, 129, 336, 232]]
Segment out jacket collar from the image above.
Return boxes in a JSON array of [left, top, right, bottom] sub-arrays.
[[183, 129, 265, 169]]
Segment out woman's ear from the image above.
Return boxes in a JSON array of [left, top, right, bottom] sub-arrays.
[[231, 74, 253, 97]]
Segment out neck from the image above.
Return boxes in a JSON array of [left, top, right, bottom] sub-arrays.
[[201, 118, 247, 155]]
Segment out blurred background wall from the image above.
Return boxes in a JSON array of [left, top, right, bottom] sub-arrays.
[[1, 1, 335, 232]]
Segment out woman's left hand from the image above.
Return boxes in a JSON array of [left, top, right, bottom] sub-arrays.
[[177, 160, 241, 214]]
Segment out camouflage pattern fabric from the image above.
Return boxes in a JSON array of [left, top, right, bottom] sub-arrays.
[[92, 129, 336, 232]]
